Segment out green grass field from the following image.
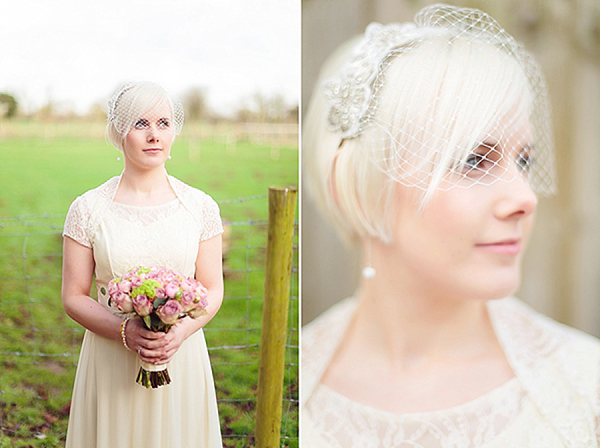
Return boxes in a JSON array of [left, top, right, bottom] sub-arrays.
[[0, 120, 298, 447]]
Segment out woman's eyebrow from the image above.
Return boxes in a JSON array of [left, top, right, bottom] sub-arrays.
[[478, 141, 499, 151]]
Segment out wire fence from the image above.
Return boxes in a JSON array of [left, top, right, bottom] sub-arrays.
[[0, 195, 298, 447]]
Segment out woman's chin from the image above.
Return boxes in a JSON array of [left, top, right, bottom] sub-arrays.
[[482, 277, 521, 301], [461, 268, 521, 301]]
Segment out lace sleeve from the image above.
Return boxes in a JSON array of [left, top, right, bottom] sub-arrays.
[[63, 195, 92, 248], [194, 190, 223, 242]]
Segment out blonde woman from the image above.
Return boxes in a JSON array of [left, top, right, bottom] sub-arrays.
[[302, 4, 600, 447], [62, 81, 223, 447]]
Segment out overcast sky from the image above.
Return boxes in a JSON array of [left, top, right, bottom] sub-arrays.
[[0, 0, 299, 116]]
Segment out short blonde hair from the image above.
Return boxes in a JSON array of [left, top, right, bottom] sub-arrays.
[[106, 81, 183, 151], [304, 25, 549, 244]]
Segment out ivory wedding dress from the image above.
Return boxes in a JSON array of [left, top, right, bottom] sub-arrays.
[[63, 174, 223, 448], [302, 297, 600, 447]]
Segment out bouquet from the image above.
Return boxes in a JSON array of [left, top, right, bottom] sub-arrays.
[[106, 266, 209, 388]]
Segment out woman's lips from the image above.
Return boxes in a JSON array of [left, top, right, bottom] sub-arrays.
[[475, 239, 521, 255], [143, 148, 162, 153]]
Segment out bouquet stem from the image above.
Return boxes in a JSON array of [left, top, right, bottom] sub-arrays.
[[137, 361, 171, 388]]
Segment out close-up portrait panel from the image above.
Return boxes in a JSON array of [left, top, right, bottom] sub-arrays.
[[301, 0, 600, 446]]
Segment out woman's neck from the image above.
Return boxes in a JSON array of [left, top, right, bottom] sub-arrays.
[[320, 241, 513, 413], [350, 240, 503, 372], [353, 283, 495, 371], [115, 164, 176, 206]]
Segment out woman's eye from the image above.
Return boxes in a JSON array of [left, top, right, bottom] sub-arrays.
[[462, 152, 493, 174], [158, 118, 170, 128], [461, 142, 500, 175], [465, 153, 485, 170], [516, 152, 532, 171], [134, 119, 149, 129]]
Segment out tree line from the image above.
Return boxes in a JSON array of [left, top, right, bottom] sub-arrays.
[[0, 88, 297, 124]]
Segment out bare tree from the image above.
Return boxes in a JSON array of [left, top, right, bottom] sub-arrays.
[[0, 93, 18, 118], [182, 87, 209, 121]]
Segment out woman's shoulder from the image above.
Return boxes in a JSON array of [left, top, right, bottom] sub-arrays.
[[490, 297, 600, 353], [64, 177, 120, 247], [67, 176, 119, 213], [303, 297, 358, 344], [302, 297, 358, 405], [167, 175, 219, 207], [168, 175, 223, 240], [71, 176, 120, 207], [492, 298, 600, 443]]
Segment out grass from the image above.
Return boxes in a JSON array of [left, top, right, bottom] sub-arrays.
[[0, 119, 298, 447]]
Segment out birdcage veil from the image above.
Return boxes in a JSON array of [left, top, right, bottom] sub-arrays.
[[106, 81, 184, 149], [323, 4, 556, 198]]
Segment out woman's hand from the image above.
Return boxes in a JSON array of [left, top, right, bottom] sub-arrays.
[[155, 322, 188, 364], [125, 318, 168, 363], [125, 318, 187, 364]]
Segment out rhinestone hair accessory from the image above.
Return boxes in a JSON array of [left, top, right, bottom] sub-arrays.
[[323, 4, 556, 195], [324, 23, 440, 139], [107, 81, 184, 141]]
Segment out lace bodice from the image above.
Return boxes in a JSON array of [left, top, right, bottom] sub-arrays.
[[302, 297, 600, 447], [63, 174, 223, 313], [63, 174, 222, 249]]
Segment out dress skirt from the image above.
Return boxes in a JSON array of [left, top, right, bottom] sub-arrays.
[[65, 328, 222, 448]]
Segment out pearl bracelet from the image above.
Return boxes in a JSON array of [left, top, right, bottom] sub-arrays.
[[120, 317, 132, 351]]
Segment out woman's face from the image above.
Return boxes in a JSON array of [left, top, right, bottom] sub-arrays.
[[382, 121, 537, 302], [123, 103, 173, 170]]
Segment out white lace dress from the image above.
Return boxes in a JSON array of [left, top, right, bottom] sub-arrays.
[[63, 174, 223, 448], [302, 297, 600, 447]]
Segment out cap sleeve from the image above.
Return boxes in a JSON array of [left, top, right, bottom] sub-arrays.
[[197, 192, 223, 242], [63, 195, 92, 248]]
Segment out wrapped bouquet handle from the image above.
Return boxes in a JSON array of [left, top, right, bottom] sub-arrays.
[[137, 361, 171, 388]]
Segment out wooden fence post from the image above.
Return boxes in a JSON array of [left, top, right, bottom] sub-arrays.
[[256, 187, 297, 447]]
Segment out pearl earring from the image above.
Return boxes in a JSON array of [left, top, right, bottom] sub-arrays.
[[362, 265, 376, 279], [117, 156, 121, 161], [168, 155, 172, 160], [362, 240, 376, 279]]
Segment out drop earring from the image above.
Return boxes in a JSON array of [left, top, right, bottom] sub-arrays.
[[362, 239, 376, 279], [168, 155, 172, 160]]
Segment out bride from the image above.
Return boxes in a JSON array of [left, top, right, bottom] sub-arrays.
[[302, 4, 600, 447], [62, 81, 223, 447]]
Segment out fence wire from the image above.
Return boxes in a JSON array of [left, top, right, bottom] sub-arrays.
[[0, 195, 298, 447]]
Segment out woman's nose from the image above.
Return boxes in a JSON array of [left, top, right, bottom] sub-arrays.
[[146, 126, 160, 142], [494, 166, 538, 220]]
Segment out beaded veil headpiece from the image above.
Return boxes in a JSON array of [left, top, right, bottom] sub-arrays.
[[107, 81, 184, 140], [323, 4, 556, 195]]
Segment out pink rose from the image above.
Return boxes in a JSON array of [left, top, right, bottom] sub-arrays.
[[195, 285, 208, 300], [155, 287, 167, 299], [132, 294, 153, 317], [112, 291, 134, 313], [163, 272, 176, 283], [131, 276, 143, 288], [182, 278, 196, 291], [156, 300, 184, 325], [180, 290, 197, 312], [118, 280, 132, 293], [146, 269, 160, 279], [165, 283, 179, 299], [108, 281, 120, 296]]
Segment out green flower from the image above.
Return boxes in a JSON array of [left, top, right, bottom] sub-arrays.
[[131, 279, 161, 299]]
